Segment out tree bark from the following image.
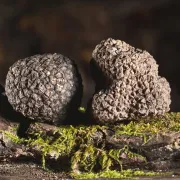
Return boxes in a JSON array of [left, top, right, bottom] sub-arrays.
[[1, 117, 180, 171]]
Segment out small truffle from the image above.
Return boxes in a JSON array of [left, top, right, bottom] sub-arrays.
[[90, 38, 171, 124], [5, 53, 82, 125]]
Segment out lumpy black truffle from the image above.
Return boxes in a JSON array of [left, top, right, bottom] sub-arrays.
[[5, 53, 82, 125], [90, 38, 171, 124]]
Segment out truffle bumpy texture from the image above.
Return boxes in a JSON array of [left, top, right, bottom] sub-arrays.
[[90, 38, 171, 124], [5, 53, 82, 125]]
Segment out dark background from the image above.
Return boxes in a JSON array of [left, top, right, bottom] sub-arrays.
[[0, 0, 180, 110]]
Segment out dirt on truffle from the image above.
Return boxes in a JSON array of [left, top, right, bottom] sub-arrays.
[[0, 162, 71, 180]]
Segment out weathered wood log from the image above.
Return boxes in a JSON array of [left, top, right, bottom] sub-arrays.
[[104, 128, 180, 170], [1, 116, 180, 172]]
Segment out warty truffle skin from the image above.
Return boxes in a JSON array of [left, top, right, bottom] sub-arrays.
[[90, 38, 171, 124], [5, 53, 82, 125]]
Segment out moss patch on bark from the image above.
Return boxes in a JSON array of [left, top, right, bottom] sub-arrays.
[[1, 112, 180, 179]]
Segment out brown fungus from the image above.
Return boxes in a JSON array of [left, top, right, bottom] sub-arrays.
[[5, 53, 82, 125], [89, 38, 171, 124]]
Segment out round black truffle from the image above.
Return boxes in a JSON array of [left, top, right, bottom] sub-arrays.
[[90, 38, 171, 124], [5, 53, 82, 125]]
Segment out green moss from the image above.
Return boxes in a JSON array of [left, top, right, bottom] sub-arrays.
[[27, 125, 79, 169], [114, 112, 180, 143], [1, 112, 180, 178], [71, 169, 170, 179], [78, 107, 86, 113], [2, 130, 23, 144]]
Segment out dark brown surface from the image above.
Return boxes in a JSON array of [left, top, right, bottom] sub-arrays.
[[0, 163, 179, 180], [0, 163, 71, 180]]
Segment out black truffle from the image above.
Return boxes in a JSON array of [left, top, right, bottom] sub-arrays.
[[5, 53, 82, 125], [90, 38, 171, 124]]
